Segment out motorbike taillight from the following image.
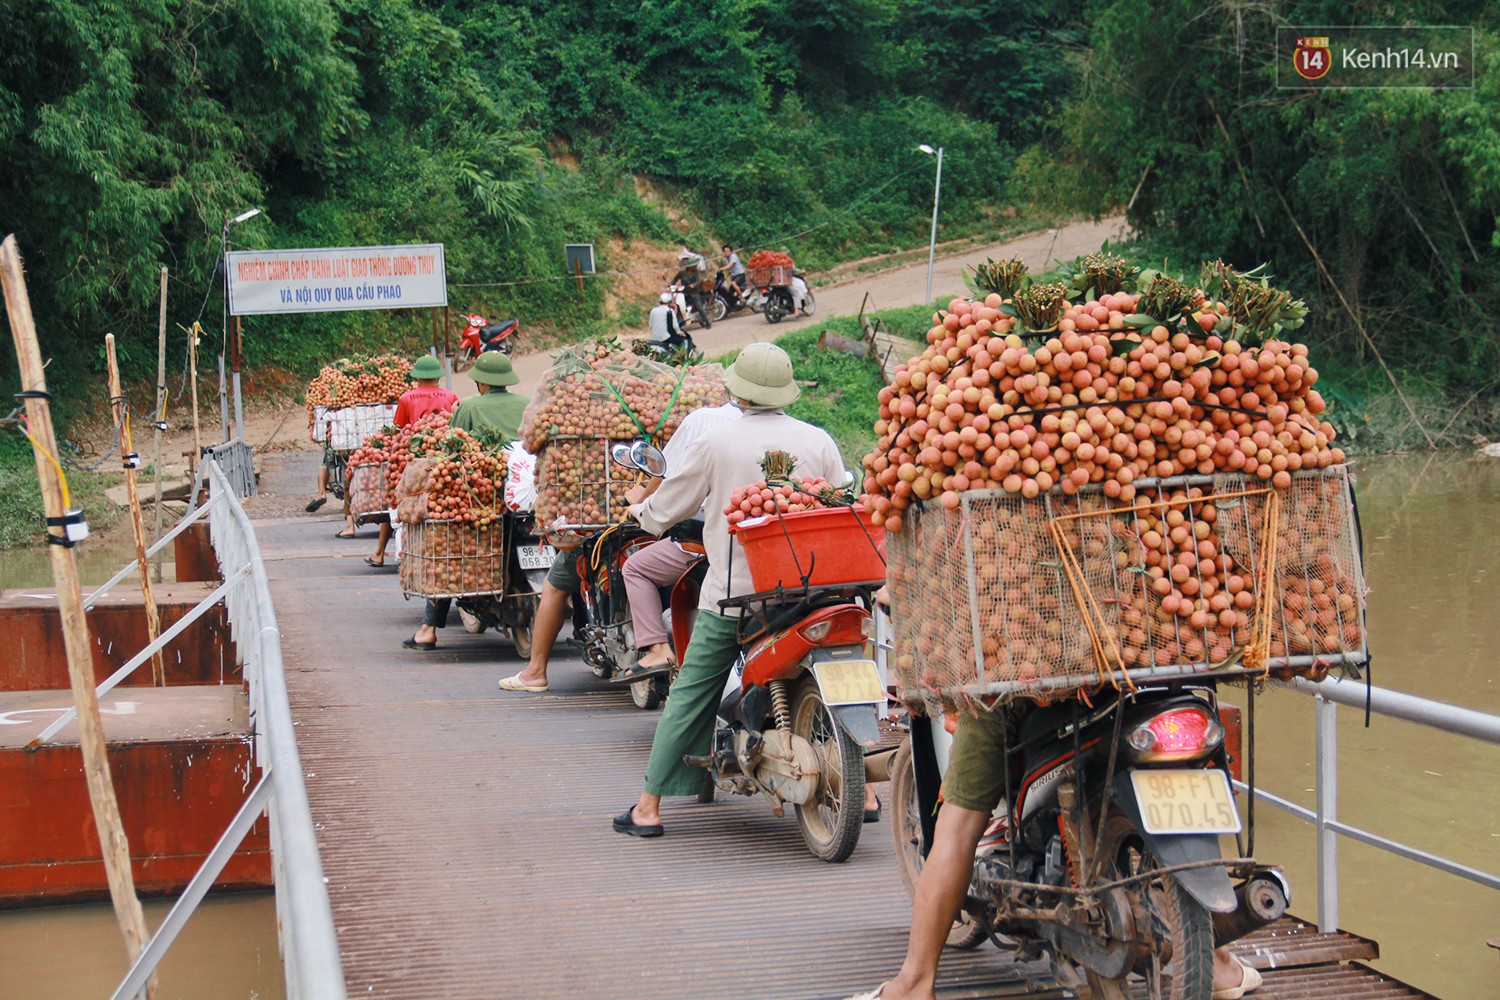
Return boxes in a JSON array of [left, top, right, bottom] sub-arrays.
[[1125, 705, 1223, 762]]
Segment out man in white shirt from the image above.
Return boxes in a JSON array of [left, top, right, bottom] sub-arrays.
[[611, 343, 845, 838], [611, 400, 742, 682], [647, 292, 691, 352]]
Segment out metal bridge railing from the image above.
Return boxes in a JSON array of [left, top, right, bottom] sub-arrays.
[[1238, 674, 1500, 934], [105, 459, 346, 1000]]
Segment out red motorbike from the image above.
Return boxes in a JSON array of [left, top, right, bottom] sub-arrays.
[[454, 313, 519, 371], [615, 441, 887, 862]]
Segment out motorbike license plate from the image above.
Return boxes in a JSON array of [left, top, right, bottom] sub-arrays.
[[516, 543, 557, 571], [813, 660, 884, 706], [1130, 769, 1241, 835]]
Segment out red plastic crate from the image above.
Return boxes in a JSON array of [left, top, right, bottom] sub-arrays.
[[731, 505, 887, 592]]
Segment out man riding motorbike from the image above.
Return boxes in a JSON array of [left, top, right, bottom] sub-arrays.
[[672, 249, 712, 329], [611, 343, 845, 838], [648, 292, 695, 354]]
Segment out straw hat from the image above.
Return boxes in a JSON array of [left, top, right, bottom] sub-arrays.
[[471, 351, 519, 387], [724, 343, 799, 408], [410, 356, 444, 380]]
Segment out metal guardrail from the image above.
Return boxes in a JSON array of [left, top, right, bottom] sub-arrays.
[[1237, 674, 1500, 934], [105, 460, 345, 1000]]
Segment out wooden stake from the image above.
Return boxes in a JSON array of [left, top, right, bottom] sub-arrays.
[[107, 333, 167, 687], [188, 321, 202, 476], [152, 266, 167, 582], [1, 236, 158, 996]]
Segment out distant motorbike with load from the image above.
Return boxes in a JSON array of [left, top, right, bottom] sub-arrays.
[[744, 251, 815, 323]]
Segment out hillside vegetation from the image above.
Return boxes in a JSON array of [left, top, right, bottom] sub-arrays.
[[2, 0, 1499, 543]]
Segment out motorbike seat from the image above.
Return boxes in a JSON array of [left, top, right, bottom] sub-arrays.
[[480, 319, 518, 344]]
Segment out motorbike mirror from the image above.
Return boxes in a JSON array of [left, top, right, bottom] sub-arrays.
[[629, 440, 667, 478], [610, 442, 636, 470]]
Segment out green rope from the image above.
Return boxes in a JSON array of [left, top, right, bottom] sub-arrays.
[[652, 369, 689, 439], [597, 378, 652, 440]]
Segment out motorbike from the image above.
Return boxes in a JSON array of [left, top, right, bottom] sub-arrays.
[[444, 509, 552, 656], [454, 313, 519, 371], [708, 269, 756, 322], [569, 441, 706, 710], [612, 441, 887, 862], [667, 283, 713, 331], [885, 648, 1291, 997], [759, 272, 816, 324]]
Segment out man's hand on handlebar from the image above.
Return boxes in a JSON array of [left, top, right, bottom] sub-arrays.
[[624, 484, 649, 506]]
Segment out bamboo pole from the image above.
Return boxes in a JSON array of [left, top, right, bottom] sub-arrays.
[[1, 236, 158, 997], [152, 267, 167, 582], [188, 321, 202, 476], [107, 333, 166, 687]]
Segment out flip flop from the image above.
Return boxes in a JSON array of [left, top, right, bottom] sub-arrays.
[[305, 496, 328, 513], [497, 673, 548, 693], [864, 795, 882, 824], [1212, 962, 1262, 1000], [612, 805, 664, 838], [843, 984, 888, 1000], [608, 660, 674, 684], [402, 635, 437, 651], [335, 529, 357, 539], [363, 557, 385, 567]]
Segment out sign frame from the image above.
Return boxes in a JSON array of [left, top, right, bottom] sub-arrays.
[[225, 243, 447, 316]]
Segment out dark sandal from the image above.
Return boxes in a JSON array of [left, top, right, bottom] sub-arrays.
[[363, 557, 385, 567], [335, 529, 357, 539], [608, 660, 674, 684], [402, 635, 437, 651], [612, 806, 664, 838], [864, 795, 882, 824], [305, 496, 328, 513]]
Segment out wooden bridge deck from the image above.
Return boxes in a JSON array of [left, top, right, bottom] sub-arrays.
[[253, 449, 1434, 1000]]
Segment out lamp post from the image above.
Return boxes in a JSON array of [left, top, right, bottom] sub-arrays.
[[221, 208, 261, 442], [918, 144, 944, 304]]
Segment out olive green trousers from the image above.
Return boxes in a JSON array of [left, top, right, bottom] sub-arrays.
[[643, 611, 741, 797]]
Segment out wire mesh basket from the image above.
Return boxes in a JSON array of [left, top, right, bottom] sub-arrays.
[[317, 403, 398, 451], [745, 265, 793, 288], [347, 462, 388, 520], [399, 519, 508, 598], [533, 435, 637, 541], [886, 465, 1366, 709]]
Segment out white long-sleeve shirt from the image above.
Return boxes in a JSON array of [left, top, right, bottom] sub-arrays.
[[637, 408, 844, 614]]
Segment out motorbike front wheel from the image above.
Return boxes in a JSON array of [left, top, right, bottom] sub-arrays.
[[791, 675, 864, 862], [1083, 809, 1215, 1000], [451, 349, 477, 373], [709, 293, 728, 322], [890, 738, 989, 949], [800, 290, 816, 316], [630, 676, 667, 710]]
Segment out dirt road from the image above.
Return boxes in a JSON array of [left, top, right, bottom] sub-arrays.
[[490, 215, 1128, 400]]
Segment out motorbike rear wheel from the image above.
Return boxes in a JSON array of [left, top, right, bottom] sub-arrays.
[[890, 738, 989, 949], [511, 626, 532, 658], [791, 675, 864, 862], [800, 290, 816, 316], [1082, 809, 1215, 1000]]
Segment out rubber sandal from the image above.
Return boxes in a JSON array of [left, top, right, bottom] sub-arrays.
[[402, 635, 437, 651], [335, 529, 357, 539], [842, 984, 888, 1000], [864, 795, 882, 824], [363, 557, 385, 567], [1212, 962, 1262, 1000], [608, 660, 674, 684], [497, 672, 548, 693], [612, 806, 664, 838], [305, 496, 328, 513]]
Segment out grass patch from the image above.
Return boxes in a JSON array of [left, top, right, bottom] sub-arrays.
[[0, 437, 123, 549]]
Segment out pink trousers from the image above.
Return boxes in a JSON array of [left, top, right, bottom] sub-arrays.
[[621, 539, 699, 648]]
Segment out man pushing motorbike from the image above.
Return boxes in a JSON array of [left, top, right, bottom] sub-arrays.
[[610, 343, 844, 838], [843, 700, 1263, 1000]]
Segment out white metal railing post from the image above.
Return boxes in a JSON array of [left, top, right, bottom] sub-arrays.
[[1314, 694, 1339, 932]]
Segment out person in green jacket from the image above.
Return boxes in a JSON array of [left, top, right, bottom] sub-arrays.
[[403, 351, 531, 650]]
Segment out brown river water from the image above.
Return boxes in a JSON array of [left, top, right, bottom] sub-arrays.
[[0, 451, 1495, 997]]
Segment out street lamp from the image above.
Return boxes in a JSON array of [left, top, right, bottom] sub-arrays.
[[221, 208, 262, 443], [917, 144, 944, 304]]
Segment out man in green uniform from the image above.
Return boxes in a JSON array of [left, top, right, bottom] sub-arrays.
[[403, 351, 531, 650]]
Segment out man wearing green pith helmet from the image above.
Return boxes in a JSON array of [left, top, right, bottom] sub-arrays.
[[366, 355, 459, 567]]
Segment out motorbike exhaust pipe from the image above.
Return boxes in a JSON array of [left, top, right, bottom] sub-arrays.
[[1212, 869, 1290, 948], [863, 746, 899, 784]]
